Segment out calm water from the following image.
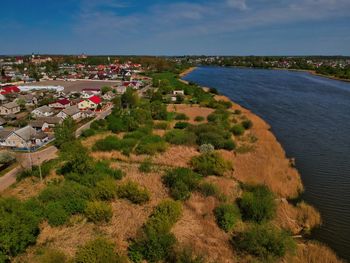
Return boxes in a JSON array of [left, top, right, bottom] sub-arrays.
[[184, 66, 350, 261]]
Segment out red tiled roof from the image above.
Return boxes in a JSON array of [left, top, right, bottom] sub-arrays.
[[56, 98, 70, 105], [88, 95, 101, 104], [0, 86, 20, 94]]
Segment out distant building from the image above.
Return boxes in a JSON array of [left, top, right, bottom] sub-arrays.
[[0, 126, 49, 149], [78, 95, 101, 110], [49, 98, 71, 109]]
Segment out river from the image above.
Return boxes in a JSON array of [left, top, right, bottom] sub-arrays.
[[184, 66, 350, 261]]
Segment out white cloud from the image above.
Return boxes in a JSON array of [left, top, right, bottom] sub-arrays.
[[226, 0, 247, 10]]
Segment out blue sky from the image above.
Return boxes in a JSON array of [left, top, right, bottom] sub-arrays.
[[1, 0, 350, 55]]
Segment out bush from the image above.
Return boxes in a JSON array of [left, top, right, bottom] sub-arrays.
[[135, 135, 167, 155], [36, 248, 67, 263], [199, 143, 214, 154], [94, 161, 124, 180], [45, 202, 69, 226], [191, 152, 233, 176], [93, 136, 138, 155], [233, 109, 242, 115], [94, 178, 116, 200], [116, 181, 150, 204], [239, 185, 276, 223], [128, 200, 182, 262], [175, 113, 189, 120], [194, 116, 205, 122], [139, 158, 153, 173], [81, 128, 96, 138], [214, 203, 241, 232], [84, 201, 112, 223], [242, 119, 253, 129], [75, 238, 126, 263], [0, 198, 41, 259], [197, 182, 220, 197], [163, 168, 201, 200], [174, 121, 189, 129], [168, 248, 205, 263], [164, 130, 197, 145], [232, 224, 295, 260], [231, 124, 245, 136], [154, 122, 169, 130], [197, 132, 235, 150]]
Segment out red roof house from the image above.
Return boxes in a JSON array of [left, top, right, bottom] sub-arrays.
[[88, 95, 101, 105], [0, 86, 20, 95], [49, 98, 71, 109]]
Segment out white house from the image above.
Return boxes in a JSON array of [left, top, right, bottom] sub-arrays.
[[78, 95, 101, 110], [31, 105, 54, 118], [0, 101, 20, 116], [57, 105, 81, 120], [0, 126, 49, 149]]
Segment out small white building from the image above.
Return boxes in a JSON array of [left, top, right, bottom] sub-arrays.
[[57, 105, 81, 120], [31, 105, 54, 118]]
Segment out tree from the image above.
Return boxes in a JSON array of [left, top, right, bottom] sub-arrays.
[[60, 141, 93, 175], [54, 117, 77, 148], [121, 88, 139, 108], [101, 86, 112, 95]]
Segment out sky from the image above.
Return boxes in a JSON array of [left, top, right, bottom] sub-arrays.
[[1, 0, 350, 56]]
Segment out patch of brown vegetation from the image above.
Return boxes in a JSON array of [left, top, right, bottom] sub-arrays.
[[153, 145, 199, 167], [167, 104, 214, 124], [228, 102, 303, 198], [172, 193, 236, 263], [291, 241, 344, 263], [2, 172, 61, 201]]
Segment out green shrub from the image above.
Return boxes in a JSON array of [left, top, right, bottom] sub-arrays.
[[75, 238, 126, 263], [214, 203, 241, 232], [17, 158, 59, 181], [197, 132, 235, 150], [233, 109, 242, 115], [154, 122, 169, 130], [174, 121, 189, 129], [90, 119, 108, 131], [197, 182, 220, 197], [163, 168, 201, 200], [0, 198, 41, 259], [207, 109, 230, 126], [242, 119, 253, 129], [239, 185, 276, 223], [198, 143, 214, 154], [164, 130, 197, 145], [191, 152, 232, 176], [232, 224, 295, 260], [128, 200, 182, 262], [94, 178, 116, 200], [84, 201, 112, 223], [194, 116, 205, 122], [36, 248, 67, 263], [81, 128, 96, 138], [94, 161, 124, 180], [116, 181, 150, 204], [231, 124, 245, 136], [93, 135, 138, 155], [135, 135, 167, 155], [139, 158, 153, 173], [168, 248, 205, 263], [45, 202, 69, 226], [175, 113, 189, 120]]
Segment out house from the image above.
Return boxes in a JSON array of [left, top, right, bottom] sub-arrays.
[[49, 98, 71, 109], [78, 95, 101, 110], [0, 117, 7, 126], [31, 105, 54, 118], [30, 117, 62, 132], [57, 105, 81, 120], [102, 91, 115, 101], [81, 88, 100, 98], [81, 110, 95, 119], [173, 90, 185, 96], [0, 101, 20, 115], [0, 126, 49, 149], [115, 86, 127, 94], [16, 94, 38, 106], [0, 86, 20, 95]]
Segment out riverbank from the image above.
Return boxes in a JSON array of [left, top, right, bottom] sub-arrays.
[[179, 67, 344, 262], [179, 66, 197, 78]]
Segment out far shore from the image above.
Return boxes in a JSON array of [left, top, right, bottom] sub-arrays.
[[179, 66, 197, 78]]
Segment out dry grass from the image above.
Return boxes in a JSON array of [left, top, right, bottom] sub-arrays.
[[167, 104, 214, 124], [291, 241, 344, 263], [172, 193, 237, 263]]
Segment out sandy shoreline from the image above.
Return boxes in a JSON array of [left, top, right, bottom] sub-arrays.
[[179, 66, 197, 78]]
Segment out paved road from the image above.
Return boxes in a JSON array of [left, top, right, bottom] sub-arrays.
[[0, 146, 58, 192]]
